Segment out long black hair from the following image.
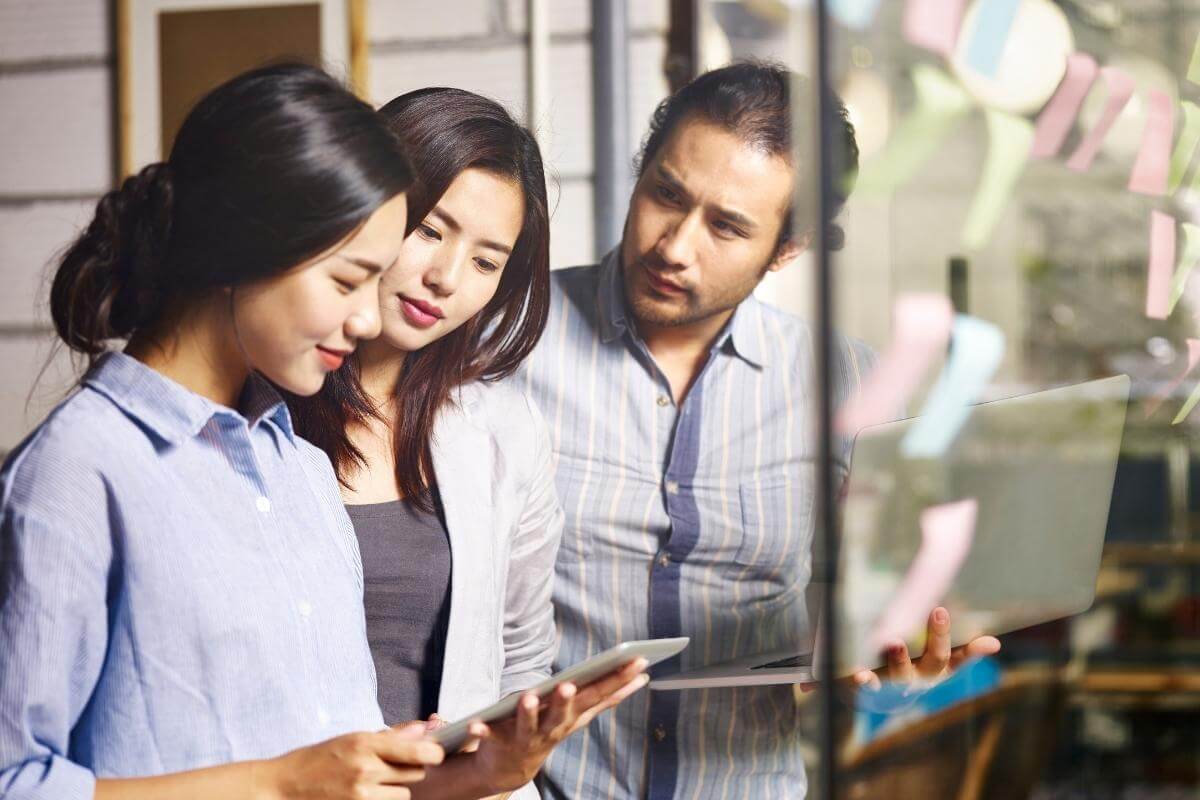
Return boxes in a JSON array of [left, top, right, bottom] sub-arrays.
[[50, 63, 414, 363], [290, 88, 551, 509]]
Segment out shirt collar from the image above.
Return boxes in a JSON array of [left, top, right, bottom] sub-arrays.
[[718, 294, 769, 368], [239, 374, 297, 444], [593, 247, 768, 368], [84, 352, 296, 446], [596, 248, 630, 344]]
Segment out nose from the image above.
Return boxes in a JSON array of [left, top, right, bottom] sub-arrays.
[[655, 209, 702, 270], [424, 250, 466, 297], [345, 290, 382, 342]]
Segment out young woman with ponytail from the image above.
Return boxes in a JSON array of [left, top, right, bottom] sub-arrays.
[[0, 64, 446, 800], [287, 89, 648, 800]]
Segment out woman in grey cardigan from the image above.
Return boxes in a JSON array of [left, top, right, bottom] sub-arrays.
[[288, 88, 647, 800]]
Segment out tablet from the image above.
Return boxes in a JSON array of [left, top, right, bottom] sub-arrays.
[[430, 637, 689, 751]]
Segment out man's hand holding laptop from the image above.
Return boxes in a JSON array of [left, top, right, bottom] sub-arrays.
[[801, 606, 1001, 693]]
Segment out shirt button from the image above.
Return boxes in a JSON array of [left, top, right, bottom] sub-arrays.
[[298, 600, 313, 618], [657, 553, 671, 568], [656, 394, 670, 407], [317, 707, 331, 725], [256, 496, 271, 513], [665, 480, 679, 495], [654, 724, 667, 742]]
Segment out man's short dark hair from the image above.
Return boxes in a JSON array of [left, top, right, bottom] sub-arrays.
[[634, 60, 858, 251]]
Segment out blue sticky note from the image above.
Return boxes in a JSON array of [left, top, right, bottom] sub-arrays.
[[901, 315, 1005, 459], [965, 0, 1020, 78], [831, 0, 883, 30], [856, 657, 1002, 742]]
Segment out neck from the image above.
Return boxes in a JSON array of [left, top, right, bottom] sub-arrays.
[[355, 336, 407, 410], [125, 295, 249, 409], [638, 310, 733, 361], [636, 308, 733, 403]]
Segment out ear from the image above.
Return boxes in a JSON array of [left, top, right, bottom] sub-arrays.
[[767, 231, 811, 273]]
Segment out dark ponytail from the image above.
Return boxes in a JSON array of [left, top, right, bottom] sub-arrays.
[[49, 63, 413, 365], [50, 163, 173, 357]]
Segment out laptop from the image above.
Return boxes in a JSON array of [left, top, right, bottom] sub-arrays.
[[650, 375, 1130, 690]]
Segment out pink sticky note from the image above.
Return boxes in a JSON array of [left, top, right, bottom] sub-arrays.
[[1128, 90, 1175, 195], [1145, 339, 1200, 418], [835, 294, 954, 436], [903, 0, 967, 57], [1031, 53, 1099, 159], [868, 498, 978, 654], [1146, 210, 1177, 320], [1065, 67, 1136, 172]]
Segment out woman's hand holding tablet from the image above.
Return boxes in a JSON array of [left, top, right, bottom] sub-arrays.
[[415, 638, 688, 796]]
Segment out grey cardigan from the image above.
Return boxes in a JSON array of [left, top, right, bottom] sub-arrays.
[[428, 381, 564, 798]]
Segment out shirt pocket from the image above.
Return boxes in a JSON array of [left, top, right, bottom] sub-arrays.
[[735, 468, 816, 578]]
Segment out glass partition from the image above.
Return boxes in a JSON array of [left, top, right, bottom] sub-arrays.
[[832, 1, 1200, 797], [701, 1, 1200, 797]]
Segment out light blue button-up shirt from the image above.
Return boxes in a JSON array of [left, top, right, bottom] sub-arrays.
[[0, 353, 383, 799], [523, 254, 872, 800]]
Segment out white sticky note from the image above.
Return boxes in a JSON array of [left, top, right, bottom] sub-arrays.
[[962, 109, 1034, 251], [857, 65, 973, 196], [831, 0, 883, 29]]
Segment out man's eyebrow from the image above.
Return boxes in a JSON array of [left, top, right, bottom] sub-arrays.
[[655, 165, 688, 196], [715, 207, 757, 231], [658, 165, 758, 231]]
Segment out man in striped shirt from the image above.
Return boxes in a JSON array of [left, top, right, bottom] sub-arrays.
[[523, 62, 997, 799]]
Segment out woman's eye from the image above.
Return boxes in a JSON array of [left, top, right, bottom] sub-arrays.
[[475, 258, 500, 274], [417, 223, 442, 241], [656, 185, 678, 203], [335, 278, 357, 294]]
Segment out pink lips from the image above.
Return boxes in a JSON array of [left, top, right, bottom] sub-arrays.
[[316, 346, 348, 370], [400, 295, 444, 329]]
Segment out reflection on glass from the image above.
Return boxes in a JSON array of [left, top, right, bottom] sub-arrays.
[[703, 0, 1200, 796]]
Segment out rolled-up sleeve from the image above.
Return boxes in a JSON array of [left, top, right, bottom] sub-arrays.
[[1, 482, 110, 799], [498, 395, 564, 699]]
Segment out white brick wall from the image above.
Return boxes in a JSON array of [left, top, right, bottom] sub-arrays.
[[549, 177, 596, 267], [0, 0, 107, 62], [544, 39, 591, 177], [0, 199, 95, 326], [370, 44, 526, 114], [0, 2, 113, 451], [0, 333, 77, 448], [0, 68, 112, 195], [630, 36, 670, 159], [539, 36, 669, 178], [369, 0, 494, 42], [502, 0, 668, 35]]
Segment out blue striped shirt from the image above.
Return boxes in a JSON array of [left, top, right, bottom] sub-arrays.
[[522, 254, 870, 800], [0, 353, 383, 799]]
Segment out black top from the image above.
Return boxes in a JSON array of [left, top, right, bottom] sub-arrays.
[[345, 496, 452, 725]]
